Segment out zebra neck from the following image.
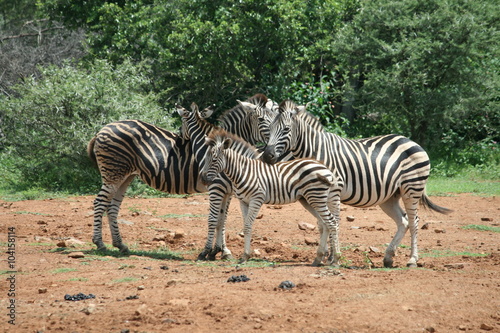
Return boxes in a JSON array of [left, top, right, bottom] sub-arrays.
[[222, 149, 254, 184]]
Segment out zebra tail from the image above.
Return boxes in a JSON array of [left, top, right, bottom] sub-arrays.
[[87, 136, 98, 167], [420, 193, 453, 215]]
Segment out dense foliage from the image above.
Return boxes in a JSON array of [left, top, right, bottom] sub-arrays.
[[0, 0, 498, 193]]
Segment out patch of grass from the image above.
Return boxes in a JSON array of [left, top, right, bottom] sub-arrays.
[[427, 174, 500, 196], [13, 211, 53, 216], [67, 277, 88, 282], [51, 268, 78, 274], [27, 242, 55, 246], [85, 246, 184, 261], [157, 213, 206, 219], [0, 189, 70, 201], [462, 224, 500, 233], [420, 249, 489, 258], [112, 277, 139, 283]]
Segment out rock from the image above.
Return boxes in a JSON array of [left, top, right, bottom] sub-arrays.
[[38, 288, 47, 294], [34, 236, 52, 243], [457, 325, 467, 331], [298, 222, 316, 231], [369, 246, 381, 253], [152, 235, 166, 241], [253, 249, 261, 257], [354, 246, 369, 252], [65, 238, 85, 247], [480, 217, 493, 222], [304, 237, 318, 246], [421, 223, 430, 230], [81, 303, 96, 315], [68, 252, 85, 259], [174, 230, 186, 239], [137, 285, 145, 290], [278, 280, 296, 290], [425, 327, 436, 333], [346, 216, 355, 222], [444, 263, 465, 269], [256, 213, 264, 219], [434, 229, 446, 233], [135, 304, 149, 316], [480, 323, 494, 331]]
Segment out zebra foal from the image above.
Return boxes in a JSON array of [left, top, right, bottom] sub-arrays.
[[202, 129, 344, 266]]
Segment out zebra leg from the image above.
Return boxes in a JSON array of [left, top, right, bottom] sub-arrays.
[[107, 176, 135, 253], [239, 199, 263, 264], [402, 197, 420, 268], [92, 184, 117, 251], [379, 196, 409, 268], [299, 199, 330, 266], [209, 194, 233, 260], [199, 188, 232, 260], [326, 191, 342, 266]]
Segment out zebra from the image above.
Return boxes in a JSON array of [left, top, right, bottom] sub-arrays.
[[87, 120, 214, 253], [260, 100, 452, 268], [202, 129, 344, 265], [175, 102, 265, 260]]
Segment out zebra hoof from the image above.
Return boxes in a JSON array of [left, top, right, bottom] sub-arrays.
[[311, 259, 323, 267], [197, 253, 208, 261], [96, 245, 107, 252], [118, 245, 129, 254], [220, 253, 233, 260], [383, 257, 394, 268]]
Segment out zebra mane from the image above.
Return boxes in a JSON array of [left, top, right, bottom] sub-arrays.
[[207, 129, 259, 156], [217, 94, 269, 122], [278, 99, 324, 131]]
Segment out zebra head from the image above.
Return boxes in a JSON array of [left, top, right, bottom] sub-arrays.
[[175, 102, 214, 140], [237, 100, 277, 143], [262, 100, 306, 164], [201, 130, 231, 185]]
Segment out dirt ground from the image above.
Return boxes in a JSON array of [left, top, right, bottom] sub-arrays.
[[0, 192, 499, 333]]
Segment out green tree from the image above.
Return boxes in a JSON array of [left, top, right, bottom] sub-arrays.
[[1, 60, 173, 192], [40, 0, 358, 109], [332, 0, 499, 154]]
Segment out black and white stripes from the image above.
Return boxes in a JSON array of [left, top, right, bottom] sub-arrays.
[[261, 100, 451, 267], [203, 129, 343, 265]]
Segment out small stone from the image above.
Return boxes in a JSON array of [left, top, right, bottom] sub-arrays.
[[425, 327, 436, 332], [480, 323, 494, 331], [65, 238, 85, 247], [480, 217, 493, 222], [256, 213, 264, 219], [278, 280, 296, 290], [253, 249, 261, 257], [38, 288, 48, 294], [174, 230, 185, 239], [444, 263, 465, 269], [304, 237, 318, 246], [68, 252, 85, 258], [421, 223, 429, 230], [137, 285, 145, 290], [81, 303, 96, 315], [346, 216, 355, 222], [135, 304, 148, 316], [434, 229, 446, 233], [298, 222, 316, 231], [369, 246, 381, 253], [458, 325, 467, 331]]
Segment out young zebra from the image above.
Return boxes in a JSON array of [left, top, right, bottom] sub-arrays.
[[202, 129, 344, 266], [261, 100, 452, 268]]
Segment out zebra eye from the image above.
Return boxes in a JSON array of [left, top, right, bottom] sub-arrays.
[[283, 126, 291, 133]]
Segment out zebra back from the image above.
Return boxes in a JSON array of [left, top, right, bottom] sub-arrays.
[[90, 119, 205, 194]]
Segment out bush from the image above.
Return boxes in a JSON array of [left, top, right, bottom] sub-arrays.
[[1, 59, 175, 193]]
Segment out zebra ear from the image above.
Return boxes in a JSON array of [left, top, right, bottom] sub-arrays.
[[190, 102, 199, 113], [238, 100, 258, 112], [201, 104, 215, 118], [296, 102, 309, 115], [223, 138, 232, 149], [175, 103, 189, 117]]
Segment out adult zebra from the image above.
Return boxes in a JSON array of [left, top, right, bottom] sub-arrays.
[[88, 120, 208, 253], [202, 129, 343, 265], [261, 100, 452, 268]]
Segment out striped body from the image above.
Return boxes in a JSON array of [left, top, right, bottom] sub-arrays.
[[176, 102, 264, 260], [203, 130, 343, 265], [88, 120, 206, 252], [262, 100, 451, 267]]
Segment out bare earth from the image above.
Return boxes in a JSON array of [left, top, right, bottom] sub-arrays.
[[0, 193, 499, 333]]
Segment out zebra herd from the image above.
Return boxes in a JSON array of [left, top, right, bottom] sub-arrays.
[[87, 94, 451, 267]]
